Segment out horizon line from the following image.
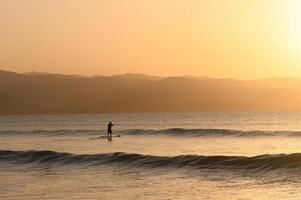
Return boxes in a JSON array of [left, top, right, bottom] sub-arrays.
[[0, 68, 300, 81]]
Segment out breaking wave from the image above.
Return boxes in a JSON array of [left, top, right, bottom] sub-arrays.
[[122, 128, 301, 137], [1, 150, 301, 172], [2, 128, 301, 137]]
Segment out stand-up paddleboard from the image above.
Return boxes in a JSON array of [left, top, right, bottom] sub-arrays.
[[89, 135, 121, 139]]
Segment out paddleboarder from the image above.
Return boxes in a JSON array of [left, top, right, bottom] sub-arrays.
[[107, 121, 114, 138]]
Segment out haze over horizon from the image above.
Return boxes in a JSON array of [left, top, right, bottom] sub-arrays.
[[1, 68, 301, 114], [2, 68, 301, 80], [1, 1, 301, 113], [1, 0, 301, 79]]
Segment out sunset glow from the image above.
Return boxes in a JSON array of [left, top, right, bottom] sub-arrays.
[[3, 2, 301, 200], [0, 0, 300, 78]]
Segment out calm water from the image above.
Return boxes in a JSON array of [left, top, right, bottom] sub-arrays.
[[1, 112, 301, 200]]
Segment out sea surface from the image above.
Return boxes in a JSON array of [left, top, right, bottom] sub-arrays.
[[1, 112, 301, 200]]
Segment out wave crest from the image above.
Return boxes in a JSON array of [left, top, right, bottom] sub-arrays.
[[1, 150, 301, 172], [123, 128, 301, 137], [2, 128, 301, 137]]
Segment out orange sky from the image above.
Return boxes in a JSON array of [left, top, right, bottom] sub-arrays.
[[0, 0, 300, 78]]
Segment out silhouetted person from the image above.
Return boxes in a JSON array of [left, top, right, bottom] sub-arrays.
[[107, 121, 114, 138]]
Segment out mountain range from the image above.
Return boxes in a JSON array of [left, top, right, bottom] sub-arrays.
[[1, 69, 301, 114]]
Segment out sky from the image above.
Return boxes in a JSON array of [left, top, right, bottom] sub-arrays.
[[0, 0, 300, 79]]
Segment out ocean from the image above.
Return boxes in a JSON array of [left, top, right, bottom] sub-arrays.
[[1, 112, 301, 200]]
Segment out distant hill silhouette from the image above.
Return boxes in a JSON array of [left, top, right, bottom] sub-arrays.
[[1, 69, 301, 114]]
